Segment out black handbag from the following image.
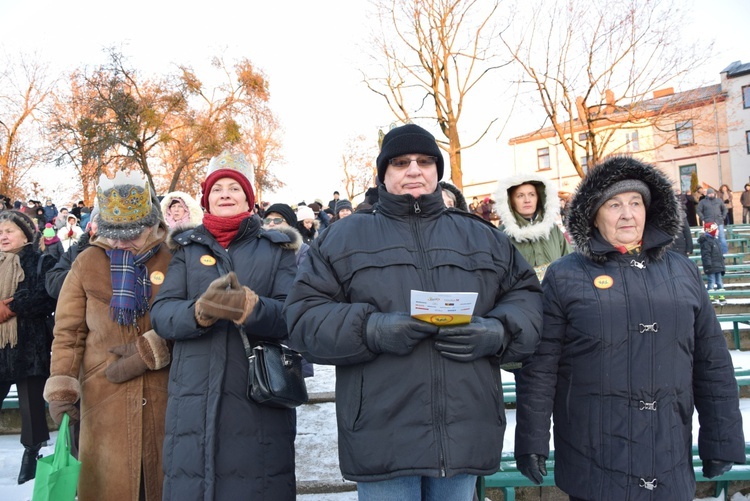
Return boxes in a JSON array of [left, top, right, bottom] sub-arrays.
[[240, 328, 308, 409]]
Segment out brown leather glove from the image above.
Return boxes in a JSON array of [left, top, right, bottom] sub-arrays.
[[0, 298, 15, 324], [104, 342, 148, 383], [195, 272, 248, 324], [235, 287, 259, 325], [48, 401, 80, 425]]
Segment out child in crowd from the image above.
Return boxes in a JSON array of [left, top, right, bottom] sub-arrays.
[[698, 221, 726, 305]]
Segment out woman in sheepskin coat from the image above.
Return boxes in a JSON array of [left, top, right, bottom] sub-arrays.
[[495, 173, 571, 282]]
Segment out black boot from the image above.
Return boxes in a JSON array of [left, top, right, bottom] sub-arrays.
[[17, 444, 42, 484]]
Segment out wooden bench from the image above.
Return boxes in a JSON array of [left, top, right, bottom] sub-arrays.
[[477, 445, 750, 501], [690, 253, 748, 265], [1, 386, 19, 409], [717, 314, 750, 350]]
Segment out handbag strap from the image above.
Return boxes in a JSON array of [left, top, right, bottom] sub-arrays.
[[214, 259, 254, 358]]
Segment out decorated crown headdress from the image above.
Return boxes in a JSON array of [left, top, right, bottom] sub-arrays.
[[96, 170, 162, 239], [206, 149, 255, 185]]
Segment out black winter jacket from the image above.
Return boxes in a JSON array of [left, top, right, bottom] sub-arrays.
[[284, 186, 543, 481], [515, 157, 744, 500], [0, 247, 56, 381], [698, 233, 725, 274], [150, 216, 298, 501]]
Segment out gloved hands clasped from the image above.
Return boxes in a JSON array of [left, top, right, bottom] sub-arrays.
[[195, 272, 258, 327], [365, 312, 438, 355], [517, 453, 548, 485], [702, 459, 733, 479], [105, 330, 171, 383], [434, 317, 505, 362]]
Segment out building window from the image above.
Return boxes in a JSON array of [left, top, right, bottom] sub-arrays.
[[580, 156, 589, 174], [626, 130, 640, 152], [746, 131, 750, 154], [537, 147, 550, 170], [578, 132, 587, 142], [679, 164, 696, 192], [744, 85, 750, 109], [675, 120, 694, 146]]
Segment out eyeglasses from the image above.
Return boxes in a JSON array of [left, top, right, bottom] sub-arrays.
[[263, 217, 284, 225], [389, 156, 438, 168]]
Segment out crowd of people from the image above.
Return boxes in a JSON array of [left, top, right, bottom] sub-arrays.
[[0, 125, 744, 500]]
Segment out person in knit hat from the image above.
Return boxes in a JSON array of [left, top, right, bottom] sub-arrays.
[[41, 223, 64, 261], [295, 205, 318, 244], [334, 199, 353, 220], [285, 123, 542, 499], [44, 170, 173, 500], [150, 149, 300, 500], [0, 210, 56, 484]]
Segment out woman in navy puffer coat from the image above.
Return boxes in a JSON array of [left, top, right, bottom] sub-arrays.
[[514, 156, 745, 500]]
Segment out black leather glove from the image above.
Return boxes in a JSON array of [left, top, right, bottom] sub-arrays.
[[517, 453, 548, 485], [434, 317, 505, 362], [365, 312, 438, 355], [702, 459, 733, 479]]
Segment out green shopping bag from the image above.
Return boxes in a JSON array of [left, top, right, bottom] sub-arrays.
[[32, 413, 81, 501]]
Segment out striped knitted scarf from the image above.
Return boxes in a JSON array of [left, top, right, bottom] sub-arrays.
[[106, 245, 160, 326]]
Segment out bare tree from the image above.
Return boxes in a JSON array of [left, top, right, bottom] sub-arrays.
[[0, 53, 55, 199], [46, 69, 110, 206], [501, 0, 712, 177], [364, 0, 508, 190], [340, 135, 378, 200], [240, 104, 284, 204]]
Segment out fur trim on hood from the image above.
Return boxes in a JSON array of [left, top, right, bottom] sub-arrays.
[[166, 223, 200, 252], [439, 182, 469, 212], [494, 173, 561, 243], [160, 191, 203, 229], [266, 225, 303, 253], [566, 155, 680, 263]]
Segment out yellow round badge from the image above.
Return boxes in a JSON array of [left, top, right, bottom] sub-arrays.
[[200, 255, 217, 266], [594, 275, 614, 289], [150, 271, 165, 285], [430, 315, 454, 325]]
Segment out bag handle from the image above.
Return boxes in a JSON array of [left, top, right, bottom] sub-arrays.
[[52, 413, 73, 469], [213, 260, 254, 358]]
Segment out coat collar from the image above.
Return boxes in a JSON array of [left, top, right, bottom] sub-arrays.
[[375, 184, 446, 219]]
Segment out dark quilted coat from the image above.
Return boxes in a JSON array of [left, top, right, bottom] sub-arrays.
[[284, 185, 543, 482], [150, 215, 298, 501], [0, 247, 56, 381], [514, 156, 745, 500]]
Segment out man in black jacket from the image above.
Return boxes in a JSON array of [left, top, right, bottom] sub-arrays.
[[284, 124, 543, 501]]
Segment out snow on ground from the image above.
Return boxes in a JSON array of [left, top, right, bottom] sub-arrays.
[[0, 351, 749, 500]]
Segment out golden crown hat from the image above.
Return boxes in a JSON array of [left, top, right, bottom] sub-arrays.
[[207, 149, 255, 185], [96, 170, 161, 239]]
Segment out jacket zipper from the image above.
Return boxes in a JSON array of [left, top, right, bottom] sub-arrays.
[[411, 204, 446, 476]]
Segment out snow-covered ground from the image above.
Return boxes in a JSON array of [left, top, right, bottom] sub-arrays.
[[1, 349, 749, 501]]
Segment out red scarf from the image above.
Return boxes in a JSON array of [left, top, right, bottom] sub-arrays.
[[203, 211, 252, 248]]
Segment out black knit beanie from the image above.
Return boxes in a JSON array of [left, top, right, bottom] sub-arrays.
[[335, 199, 353, 216], [265, 203, 297, 227], [376, 124, 444, 184]]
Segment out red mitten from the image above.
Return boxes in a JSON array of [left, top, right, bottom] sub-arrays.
[[67, 229, 74, 238]]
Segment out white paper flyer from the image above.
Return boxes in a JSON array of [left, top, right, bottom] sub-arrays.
[[410, 290, 478, 325]]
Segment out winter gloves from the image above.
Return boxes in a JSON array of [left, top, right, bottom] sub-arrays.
[[702, 459, 734, 479], [365, 312, 438, 355], [195, 272, 258, 327], [517, 453, 548, 485], [434, 317, 506, 362], [364, 313, 506, 360], [104, 330, 171, 384], [43, 375, 81, 425]]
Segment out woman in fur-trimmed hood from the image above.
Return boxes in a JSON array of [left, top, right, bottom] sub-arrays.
[[514, 156, 745, 500], [160, 191, 203, 230], [495, 173, 571, 280]]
